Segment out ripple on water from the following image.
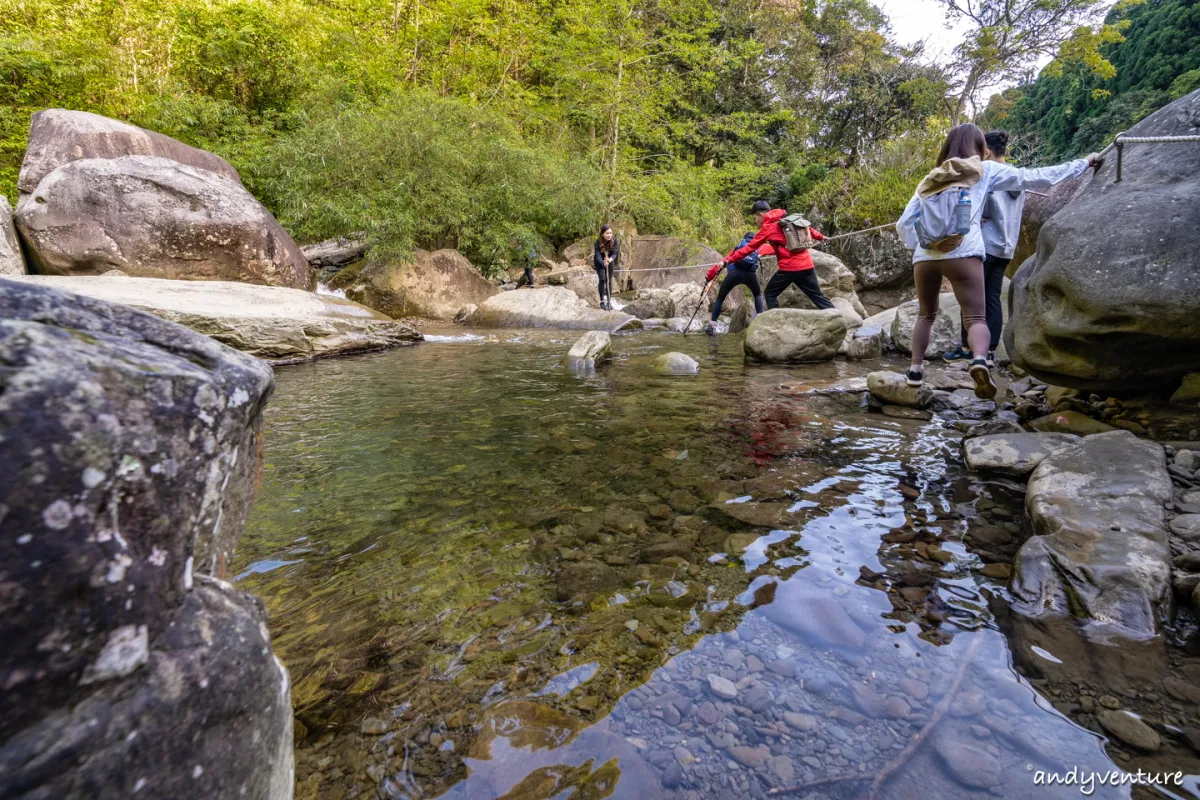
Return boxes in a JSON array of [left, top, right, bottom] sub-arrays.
[[234, 329, 1128, 800]]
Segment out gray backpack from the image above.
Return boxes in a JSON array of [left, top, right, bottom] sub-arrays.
[[778, 214, 814, 251], [914, 188, 972, 253]]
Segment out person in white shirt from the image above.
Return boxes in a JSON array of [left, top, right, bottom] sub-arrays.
[[942, 130, 1079, 366], [896, 124, 1098, 399]]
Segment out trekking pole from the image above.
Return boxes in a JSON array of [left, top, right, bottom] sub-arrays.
[[682, 269, 722, 336]]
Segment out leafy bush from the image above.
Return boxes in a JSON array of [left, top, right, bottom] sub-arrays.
[[247, 92, 606, 276]]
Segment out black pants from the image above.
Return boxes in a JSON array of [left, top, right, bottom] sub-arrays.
[[711, 267, 765, 321], [595, 266, 611, 302], [523, 267, 535, 287], [764, 269, 834, 310], [959, 254, 1009, 351]]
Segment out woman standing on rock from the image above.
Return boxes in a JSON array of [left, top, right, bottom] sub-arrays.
[[593, 225, 620, 310], [896, 124, 1098, 399]]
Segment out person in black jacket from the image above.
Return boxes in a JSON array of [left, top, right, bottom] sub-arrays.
[[594, 225, 620, 310]]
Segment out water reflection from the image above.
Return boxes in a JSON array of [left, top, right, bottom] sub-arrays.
[[236, 327, 1130, 799]]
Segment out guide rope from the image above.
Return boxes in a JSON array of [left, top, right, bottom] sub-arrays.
[[1099, 132, 1200, 182]]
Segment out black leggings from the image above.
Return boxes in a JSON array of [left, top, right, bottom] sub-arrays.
[[958, 254, 1009, 351], [595, 266, 612, 302], [764, 269, 834, 310], [711, 267, 765, 321]]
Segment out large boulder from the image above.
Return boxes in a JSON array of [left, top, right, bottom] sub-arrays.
[[823, 229, 913, 293], [623, 287, 676, 319], [1012, 431, 1172, 642], [467, 286, 635, 332], [744, 308, 847, 363], [9, 275, 422, 363], [0, 280, 291, 799], [1, 195, 25, 276], [330, 249, 499, 321], [1006, 89, 1200, 392], [16, 155, 313, 289], [1010, 172, 1090, 269], [17, 108, 242, 194]]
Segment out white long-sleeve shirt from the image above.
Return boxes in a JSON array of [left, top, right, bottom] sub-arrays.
[[897, 158, 1089, 263], [981, 188, 1025, 260]]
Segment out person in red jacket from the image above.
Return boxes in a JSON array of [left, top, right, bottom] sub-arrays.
[[718, 200, 834, 311]]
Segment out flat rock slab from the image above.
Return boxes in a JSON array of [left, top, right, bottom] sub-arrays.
[[963, 432, 1081, 476], [1029, 410, 1117, 436], [1012, 431, 1172, 641], [7, 275, 421, 363], [468, 286, 635, 332]]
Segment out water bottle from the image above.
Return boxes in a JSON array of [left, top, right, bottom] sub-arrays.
[[954, 189, 971, 236]]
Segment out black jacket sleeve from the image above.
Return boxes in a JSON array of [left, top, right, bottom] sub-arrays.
[[593, 240, 604, 271]]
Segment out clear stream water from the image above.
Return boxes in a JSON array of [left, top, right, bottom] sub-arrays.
[[234, 327, 1186, 800]]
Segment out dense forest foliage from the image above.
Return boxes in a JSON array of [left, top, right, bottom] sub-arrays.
[[982, 0, 1200, 162], [1, 0, 1193, 273]]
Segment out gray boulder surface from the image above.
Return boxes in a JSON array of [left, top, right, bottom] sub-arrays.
[[653, 351, 700, 374], [17, 108, 242, 194], [566, 331, 613, 370], [330, 249, 498, 321], [0, 280, 292, 799], [743, 308, 847, 363], [16, 155, 313, 289], [867, 371, 932, 408], [962, 432, 1081, 476], [468, 287, 635, 332], [1, 195, 25, 275], [1012, 431, 1172, 641], [302, 235, 368, 269], [1006, 88, 1200, 391], [9, 275, 422, 363]]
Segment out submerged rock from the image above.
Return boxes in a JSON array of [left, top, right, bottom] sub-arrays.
[[467, 287, 635, 332], [1006, 88, 1200, 392], [1012, 431, 1172, 642], [0, 280, 291, 798], [962, 432, 1081, 476], [8, 275, 421, 363], [16, 155, 313, 289], [0, 195, 25, 276], [757, 580, 866, 650], [653, 351, 700, 375], [743, 308, 846, 363], [867, 371, 932, 408], [566, 331, 613, 371], [331, 249, 498, 320]]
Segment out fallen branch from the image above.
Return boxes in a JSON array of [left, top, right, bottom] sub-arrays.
[[862, 635, 982, 800], [766, 635, 982, 798]]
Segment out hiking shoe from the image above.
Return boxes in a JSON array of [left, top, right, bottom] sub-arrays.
[[969, 359, 997, 400], [942, 347, 972, 363], [905, 368, 924, 387], [703, 321, 717, 336], [986, 351, 996, 368]]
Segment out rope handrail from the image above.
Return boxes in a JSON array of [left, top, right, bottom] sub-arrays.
[[1099, 131, 1200, 181]]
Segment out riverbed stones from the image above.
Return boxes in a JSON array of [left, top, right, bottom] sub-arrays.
[[467, 287, 636, 332], [1013, 431, 1172, 641], [1006, 88, 1200, 392], [654, 351, 700, 375], [757, 581, 866, 650], [1, 195, 25, 275], [867, 371, 932, 408], [9, 275, 422, 363], [16, 154, 313, 289], [743, 308, 847, 363], [330, 249, 499, 320], [566, 331, 613, 370], [1097, 710, 1161, 752], [706, 674, 738, 700], [554, 561, 620, 601], [0, 280, 292, 799], [962, 432, 1081, 476], [934, 736, 1001, 789]]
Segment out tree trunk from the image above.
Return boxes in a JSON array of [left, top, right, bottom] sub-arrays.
[[952, 65, 982, 126], [607, 51, 624, 218]]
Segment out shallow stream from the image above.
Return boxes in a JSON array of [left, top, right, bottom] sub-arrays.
[[235, 327, 1176, 800]]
